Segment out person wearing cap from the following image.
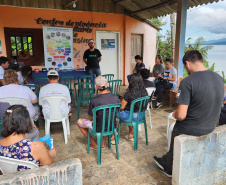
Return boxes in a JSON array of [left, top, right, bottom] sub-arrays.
[[39, 70, 71, 119], [77, 76, 119, 149], [0, 69, 39, 139], [83, 39, 102, 77]]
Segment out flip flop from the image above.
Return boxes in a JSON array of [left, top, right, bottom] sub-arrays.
[[124, 135, 134, 141], [111, 140, 116, 145], [90, 146, 97, 150], [89, 146, 105, 150]]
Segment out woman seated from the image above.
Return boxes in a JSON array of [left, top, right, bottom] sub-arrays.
[[152, 59, 177, 109], [119, 73, 148, 140], [127, 55, 145, 84], [0, 105, 56, 171], [152, 55, 165, 81], [17, 65, 33, 85], [0, 69, 39, 122]]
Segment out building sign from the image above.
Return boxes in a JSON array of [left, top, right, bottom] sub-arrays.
[[43, 26, 74, 70], [36, 18, 107, 70]]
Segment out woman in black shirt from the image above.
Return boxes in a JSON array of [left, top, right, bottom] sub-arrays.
[[119, 73, 147, 140]]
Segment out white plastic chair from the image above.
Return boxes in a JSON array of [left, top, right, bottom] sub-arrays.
[[0, 97, 34, 123], [0, 97, 29, 108], [167, 112, 176, 151], [146, 87, 156, 110], [138, 87, 156, 131], [41, 95, 70, 144], [0, 156, 38, 174]]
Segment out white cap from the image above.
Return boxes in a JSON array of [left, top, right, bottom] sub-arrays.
[[47, 69, 59, 76], [88, 39, 94, 43], [95, 76, 109, 90]]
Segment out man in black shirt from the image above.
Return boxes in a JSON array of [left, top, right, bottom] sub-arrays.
[[154, 50, 224, 177], [83, 39, 102, 77], [77, 76, 119, 149]]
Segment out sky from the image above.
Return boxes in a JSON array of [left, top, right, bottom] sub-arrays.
[[159, 0, 226, 43]]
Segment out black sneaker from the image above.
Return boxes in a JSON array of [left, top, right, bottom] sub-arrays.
[[154, 156, 172, 177], [155, 102, 162, 109], [159, 168, 172, 177], [154, 156, 164, 170]]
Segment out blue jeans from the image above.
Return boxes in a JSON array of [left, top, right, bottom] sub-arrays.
[[88, 68, 101, 78], [118, 110, 142, 122]]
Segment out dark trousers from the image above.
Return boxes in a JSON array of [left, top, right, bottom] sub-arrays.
[[219, 109, 226, 125], [161, 126, 182, 173], [154, 83, 173, 102]]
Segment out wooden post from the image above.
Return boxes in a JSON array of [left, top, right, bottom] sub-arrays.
[[170, 13, 176, 62], [174, 0, 188, 79]]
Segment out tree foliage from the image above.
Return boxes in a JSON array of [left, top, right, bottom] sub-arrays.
[[156, 30, 172, 61], [150, 17, 215, 78], [184, 37, 214, 77]]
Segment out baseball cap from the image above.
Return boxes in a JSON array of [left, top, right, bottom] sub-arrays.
[[95, 76, 109, 90], [88, 39, 94, 43], [47, 69, 59, 76]]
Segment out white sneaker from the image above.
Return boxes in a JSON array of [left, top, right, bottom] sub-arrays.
[[155, 102, 162, 109]]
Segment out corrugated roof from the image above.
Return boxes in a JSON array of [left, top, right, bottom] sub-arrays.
[[113, 0, 222, 30]]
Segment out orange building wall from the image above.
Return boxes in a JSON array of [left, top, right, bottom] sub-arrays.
[[0, 6, 157, 84]]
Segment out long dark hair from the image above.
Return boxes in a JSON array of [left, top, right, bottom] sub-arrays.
[[156, 55, 163, 64], [128, 73, 147, 110], [21, 65, 33, 81], [1, 105, 32, 137]]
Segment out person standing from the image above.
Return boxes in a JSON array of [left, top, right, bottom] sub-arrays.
[[83, 39, 102, 77], [0, 56, 9, 86], [153, 50, 224, 177]]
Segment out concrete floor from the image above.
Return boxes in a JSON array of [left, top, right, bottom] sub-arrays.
[[38, 86, 176, 185]]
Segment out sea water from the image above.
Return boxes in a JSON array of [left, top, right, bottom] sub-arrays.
[[206, 45, 226, 77]]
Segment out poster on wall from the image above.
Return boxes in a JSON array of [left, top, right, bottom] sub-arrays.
[[43, 26, 74, 70], [101, 39, 115, 50]]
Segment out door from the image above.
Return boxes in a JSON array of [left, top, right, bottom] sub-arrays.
[[131, 34, 143, 73], [96, 31, 120, 79]]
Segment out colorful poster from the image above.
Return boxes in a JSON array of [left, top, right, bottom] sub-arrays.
[[43, 26, 74, 69], [101, 39, 115, 50]]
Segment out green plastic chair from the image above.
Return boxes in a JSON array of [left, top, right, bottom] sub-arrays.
[[33, 77, 49, 89], [0, 120, 2, 134], [77, 75, 94, 83], [60, 76, 76, 107], [118, 96, 150, 151], [88, 103, 121, 165], [102, 74, 114, 81], [108, 80, 122, 96], [74, 82, 94, 119]]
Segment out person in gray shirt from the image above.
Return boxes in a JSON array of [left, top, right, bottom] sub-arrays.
[[154, 50, 224, 177], [152, 59, 177, 108], [152, 55, 165, 78]]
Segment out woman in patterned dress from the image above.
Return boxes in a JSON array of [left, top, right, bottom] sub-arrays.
[[0, 105, 56, 171]]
